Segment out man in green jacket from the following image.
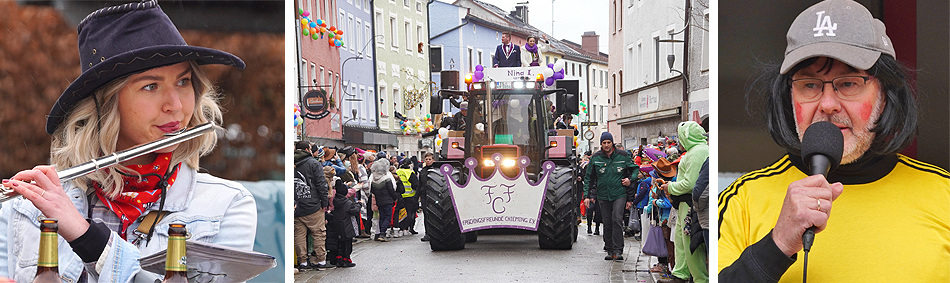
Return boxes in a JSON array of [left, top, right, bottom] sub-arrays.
[[661, 121, 709, 283], [584, 132, 638, 261]]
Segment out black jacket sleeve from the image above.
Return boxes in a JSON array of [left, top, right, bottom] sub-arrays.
[[311, 160, 329, 208], [693, 158, 710, 204], [719, 231, 797, 283], [409, 172, 420, 195]]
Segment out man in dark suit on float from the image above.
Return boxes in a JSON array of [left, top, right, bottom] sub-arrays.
[[493, 31, 522, 68]]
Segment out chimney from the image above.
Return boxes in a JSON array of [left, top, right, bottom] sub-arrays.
[[510, 3, 529, 24], [581, 31, 599, 54]]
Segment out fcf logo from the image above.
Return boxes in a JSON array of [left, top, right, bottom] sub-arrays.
[[813, 11, 837, 37]]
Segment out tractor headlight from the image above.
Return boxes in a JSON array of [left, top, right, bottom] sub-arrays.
[[502, 159, 516, 167], [484, 159, 495, 167]]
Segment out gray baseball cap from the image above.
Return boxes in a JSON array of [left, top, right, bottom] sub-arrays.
[[780, 0, 895, 74]]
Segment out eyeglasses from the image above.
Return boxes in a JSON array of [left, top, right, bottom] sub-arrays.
[[790, 75, 873, 102]]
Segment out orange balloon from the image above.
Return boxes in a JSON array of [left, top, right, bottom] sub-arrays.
[[336, 30, 343, 35], [335, 34, 342, 40], [329, 38, 335, 45], [310, 27, 317, 36], [320, 27, 327, 33]]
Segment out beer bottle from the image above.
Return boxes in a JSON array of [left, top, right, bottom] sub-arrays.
[[32, 218, 63, 283], [162, 224, 188, 283]]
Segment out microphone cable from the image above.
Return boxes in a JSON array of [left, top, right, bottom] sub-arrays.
[[802, 230, 814, 283]]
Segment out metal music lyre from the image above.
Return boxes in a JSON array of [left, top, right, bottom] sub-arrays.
[[0, 122, 215, 203]]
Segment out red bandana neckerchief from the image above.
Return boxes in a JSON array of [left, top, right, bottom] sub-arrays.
[[92, 152, 180, 239]]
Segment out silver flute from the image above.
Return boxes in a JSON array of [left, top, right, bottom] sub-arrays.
[[0, 122, 215, 203]]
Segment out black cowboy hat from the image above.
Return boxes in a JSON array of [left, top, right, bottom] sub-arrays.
[[46, 0, 245, 135]]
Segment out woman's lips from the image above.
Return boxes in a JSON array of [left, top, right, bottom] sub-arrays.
[[157, 121, 181, 133]]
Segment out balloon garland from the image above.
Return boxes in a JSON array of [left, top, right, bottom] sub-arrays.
[[398, 114, 436, 135], [299, 9, 344, 48]]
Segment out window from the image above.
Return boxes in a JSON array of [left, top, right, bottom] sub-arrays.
[[310, 63, 316, 89], [368, 89, 375, 122], [405, 20, 412, 52], [430, 46, 442, 72], [324, 0, 331, 26], [348, 14, 355, 52], [300, 59, 307, 92], [379, 84, 387, 118], [468, 47, 473, 72], [702, 12, 709, 71], [393, 87, 402, 113], [416, 0, 422, 12], [417, 24, 424, 52], [319, 66, 325, 87], [376, 11, 384, 46], [326, 70, 333, 97], [654, 36, 660, 83], [477, 50, 483, 67], [390, 15, 398, 48], [404, 0, 409, 8], [335, 73, 340, 99], [365, 23, 372, 57], [545, 56, 550, 65]]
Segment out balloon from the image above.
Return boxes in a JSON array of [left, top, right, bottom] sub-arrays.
[[335, 34, 342, 40], [301, 18, 309, 27], [329, 26, 337, 32], [321, 27, 327, 33], [542, 68, 554, 79], [302, 28, 309, 36], [545, 77, 555, 86], [473, 72, 483, 82], [475, 65, 484, 72], [336, 30, 344, 35], [310, 21, 316, 28], [509, 99, 520, 109], [299, 8, 304, 15], [294, 119, 299, 127], [302, 10, 310, 17], [316, 19, 323, 25], [553, 60, 565, 72], [553, 72, 564, 80], [320, 22, 327, 28], [312, 33, 319, 40], [436, 138, 442, 147], [547, 63, 554, 69], [475, 123, 485, 132], [310, 27, 317, 35]]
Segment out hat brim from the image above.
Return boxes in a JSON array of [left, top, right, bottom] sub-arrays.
[[47, 45, 245, 134], [780, 41, 881, 74]]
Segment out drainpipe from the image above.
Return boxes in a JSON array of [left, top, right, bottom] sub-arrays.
[[681, 0, 691, 121]]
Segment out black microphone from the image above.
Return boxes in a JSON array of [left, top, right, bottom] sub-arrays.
[[799, 121, 843, 252]]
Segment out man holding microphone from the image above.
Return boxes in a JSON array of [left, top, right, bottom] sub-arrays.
[[718, 0, 950, 282]]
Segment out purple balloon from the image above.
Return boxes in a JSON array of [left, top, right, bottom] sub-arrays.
[[545, 77, 555, 86], [474, 71, 484, 82], [547, 63, 554, 69], [475, 65, 484, 72], [553, 72, 564, 80]]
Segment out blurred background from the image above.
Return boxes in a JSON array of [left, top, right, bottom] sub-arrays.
[[0, 1, 285, 281], [718, 0, 949, 191]]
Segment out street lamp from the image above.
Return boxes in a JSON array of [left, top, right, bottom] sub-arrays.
[[659, 37, 689, 122]]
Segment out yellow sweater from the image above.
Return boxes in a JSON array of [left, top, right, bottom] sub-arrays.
[[719, 154, 950, 282]]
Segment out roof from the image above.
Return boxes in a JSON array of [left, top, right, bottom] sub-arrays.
[[560, 39, 609, 64]]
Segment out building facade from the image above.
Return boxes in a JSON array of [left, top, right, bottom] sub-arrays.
[[296, 0, 344, 147], [338, 0, 398, 150], [374, 0, 430, 155], [612, 0, 708, 149]]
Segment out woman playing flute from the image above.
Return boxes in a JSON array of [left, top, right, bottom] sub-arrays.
[[0, 1, 256, 282]]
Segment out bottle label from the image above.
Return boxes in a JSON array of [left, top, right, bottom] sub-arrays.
[[37, 231, 58, 267], [165, 235, 187, 272]]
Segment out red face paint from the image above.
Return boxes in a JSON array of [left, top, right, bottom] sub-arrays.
[[794, 102, 804, 123], [858, 101, 873, 121]]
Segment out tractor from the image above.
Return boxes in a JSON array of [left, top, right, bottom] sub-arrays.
[[423, 67, 580, 251]]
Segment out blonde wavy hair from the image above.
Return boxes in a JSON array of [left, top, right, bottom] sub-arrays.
[[50, 61, 223, 198]]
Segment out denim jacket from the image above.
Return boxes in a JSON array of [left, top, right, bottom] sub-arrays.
[[0, 164, 257, 283]]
